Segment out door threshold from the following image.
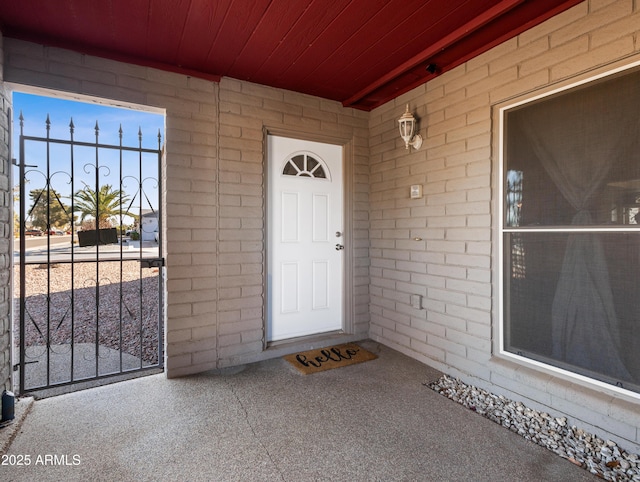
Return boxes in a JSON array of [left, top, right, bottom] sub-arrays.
[[268, 330, 345, 348], [265, 332, 366, 358]]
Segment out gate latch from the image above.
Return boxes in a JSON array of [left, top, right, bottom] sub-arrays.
[[140, 258, 165, 269]]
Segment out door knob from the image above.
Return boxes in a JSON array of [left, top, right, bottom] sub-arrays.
[[335, 244, 345, 251]]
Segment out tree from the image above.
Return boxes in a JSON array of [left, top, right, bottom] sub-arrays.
[[28, 188, 71, 231], [73, 183, 132, 230]]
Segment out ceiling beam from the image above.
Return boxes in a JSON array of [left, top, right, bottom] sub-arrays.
[[342, 0, 525, 108]]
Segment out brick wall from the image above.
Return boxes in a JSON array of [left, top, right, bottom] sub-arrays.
[[214, 78, 370, 366], [2, 0, 638, 454], [368, 0, 640, 451], [4, 39, 221, 377], [1, 37, 369, 379], [0, 32, 12, 401]]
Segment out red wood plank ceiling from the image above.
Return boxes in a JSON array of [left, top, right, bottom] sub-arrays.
[[0, 0, 582, 110]]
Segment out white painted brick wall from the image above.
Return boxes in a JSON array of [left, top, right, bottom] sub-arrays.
[[369, 0, 640, 452], [215, 78, 370, 366], [0, 32, 12, 398], [2, 38, 370, 379]]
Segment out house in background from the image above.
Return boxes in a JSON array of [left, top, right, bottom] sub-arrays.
[[139, 210, 159, 242], [0, 0, 639, 453]]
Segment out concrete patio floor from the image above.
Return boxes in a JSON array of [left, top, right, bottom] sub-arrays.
[[1, 340, 595, 481]]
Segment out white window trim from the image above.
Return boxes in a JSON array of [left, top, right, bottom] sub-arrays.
[[494, 56, 640, 402]]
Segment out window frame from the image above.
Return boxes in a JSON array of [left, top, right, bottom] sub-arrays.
[[495, 57, 640, 400]]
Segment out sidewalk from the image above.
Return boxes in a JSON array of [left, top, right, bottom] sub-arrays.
[[15, 239, 160, 263]]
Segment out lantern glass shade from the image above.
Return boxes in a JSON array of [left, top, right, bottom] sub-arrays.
[[398, 104, 422, 150], [399, 119, 414, 142]]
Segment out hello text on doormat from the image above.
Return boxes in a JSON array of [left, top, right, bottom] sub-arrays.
[[284, 343, 377, 374]]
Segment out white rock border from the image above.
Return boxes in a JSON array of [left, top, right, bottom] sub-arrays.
[[426, 375, 640, 481]]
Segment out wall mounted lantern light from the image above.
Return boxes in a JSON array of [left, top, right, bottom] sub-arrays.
[[398, 104, 422, 150]]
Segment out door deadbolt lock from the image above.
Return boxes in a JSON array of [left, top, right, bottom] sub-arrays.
[[335, 231, 342, 237], [335, 244, 345, 251]]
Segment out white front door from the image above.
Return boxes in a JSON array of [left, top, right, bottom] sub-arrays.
[[267, 135, 344, 341]]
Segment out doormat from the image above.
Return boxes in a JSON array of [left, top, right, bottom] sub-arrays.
[[284, 343, 377, 375]]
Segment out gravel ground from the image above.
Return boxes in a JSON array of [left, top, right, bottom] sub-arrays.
[[14, 261, 161, 364], [428, 375, 640, 481]]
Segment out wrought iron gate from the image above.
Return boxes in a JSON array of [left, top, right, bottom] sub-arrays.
[[15, 113, 164, 394]]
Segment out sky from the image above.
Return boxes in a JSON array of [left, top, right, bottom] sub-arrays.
[[12, 92, 165, 228]]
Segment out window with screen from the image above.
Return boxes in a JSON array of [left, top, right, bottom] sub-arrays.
[[501, 65, 640, 393]]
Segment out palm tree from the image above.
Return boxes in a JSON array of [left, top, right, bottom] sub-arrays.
[[73, 183, 132, 230]]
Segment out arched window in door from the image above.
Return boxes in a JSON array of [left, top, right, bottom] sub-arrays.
[[282, 153, 329, 179]]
